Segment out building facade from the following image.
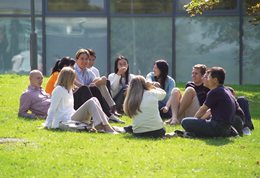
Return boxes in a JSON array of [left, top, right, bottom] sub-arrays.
[[0, 0, 259, 84]]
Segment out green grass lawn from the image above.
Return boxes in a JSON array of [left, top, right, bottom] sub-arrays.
[[0, 74, 259, 178]]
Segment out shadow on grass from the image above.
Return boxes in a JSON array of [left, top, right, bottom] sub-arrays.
[[18, 116, 45, 122], [203, 137, 235, 146], [122, 133, 166, 141], [121, 132, 237, 145]]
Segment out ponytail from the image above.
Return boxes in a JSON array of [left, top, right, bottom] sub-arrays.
[[51, 60, 61, 74]]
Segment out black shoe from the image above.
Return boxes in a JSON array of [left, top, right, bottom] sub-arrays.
[[174, 130, 194, 138], [110, 105, 122, 117], [109, 115, 125, 124], [229, 126, 239, 137], [123, 125, 133, 133]]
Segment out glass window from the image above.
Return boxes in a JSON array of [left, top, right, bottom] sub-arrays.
[[111, 17, 172, 77], [0, 18, 42, 73], [45, 17, 107, 75], [177, 0, 237, 12], [242, 17, 260, 84], [47, 0, 105, 12], [0, 0, 42, 15], [175, 17, 240, 84], [110, 0, 172, 14]]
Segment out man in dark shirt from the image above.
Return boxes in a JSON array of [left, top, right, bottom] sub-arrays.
[[181, 67, 241, 137], [163, 64, 209, 125]]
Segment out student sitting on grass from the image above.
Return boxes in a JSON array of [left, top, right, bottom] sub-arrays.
[[146, 59, 176, 119], [162, 64, 209, 125], [18, 70, 50, 119], [123, 75, 173, 138], [181, 67, 244, 137], [226, 86, 254, 135], [44, 67, 118, 134], [108, 55, 135, 114], [45, 56, 75, 95], [73, 48, 124, 123]]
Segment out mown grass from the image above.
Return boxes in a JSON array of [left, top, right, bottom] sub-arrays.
[[0, 74, 259, 178]]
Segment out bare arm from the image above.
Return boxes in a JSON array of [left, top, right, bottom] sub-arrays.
[[194, 104, 209, 119], [201, 109, 211, 120]]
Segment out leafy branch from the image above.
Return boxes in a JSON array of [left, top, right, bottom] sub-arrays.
[[184, 0, 260, 25]]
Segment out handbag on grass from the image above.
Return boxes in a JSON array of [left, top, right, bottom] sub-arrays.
[[59, 120, 96, 132]]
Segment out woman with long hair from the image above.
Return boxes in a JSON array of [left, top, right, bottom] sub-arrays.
[[108, 55, 135, 113], [123, 75, 168, 138], [44, 67, 117, 134], [146, 59, 176, 119]]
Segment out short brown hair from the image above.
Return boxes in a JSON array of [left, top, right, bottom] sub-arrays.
[[193, 64, 207, 75], [75, 48, 89, 60], [207, 67, 226, 85], [86, 48, 96, 58]]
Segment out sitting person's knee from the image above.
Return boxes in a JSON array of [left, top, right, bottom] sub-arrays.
[[181, 117, 191, 128], [237, 96, 248, 103], [181, 117, 197, 129], [185, 87, 196, 94], [171, 87, 181, 95]]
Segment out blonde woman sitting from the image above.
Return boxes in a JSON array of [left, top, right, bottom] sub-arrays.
[[44, 67, 117, 134]]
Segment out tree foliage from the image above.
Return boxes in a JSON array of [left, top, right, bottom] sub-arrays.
[[247, 2, 260, 25], [184, 0, 260, 25]]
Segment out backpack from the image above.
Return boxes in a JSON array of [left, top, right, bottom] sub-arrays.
[[59, 120, 95, 132]]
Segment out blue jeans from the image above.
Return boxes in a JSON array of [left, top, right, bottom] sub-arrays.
[[181, 117, 230, 137], [113, 86, 127, 113], [237, 96, 254, 130]]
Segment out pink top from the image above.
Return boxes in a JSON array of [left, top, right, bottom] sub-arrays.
[[18, 85, 51, 118]]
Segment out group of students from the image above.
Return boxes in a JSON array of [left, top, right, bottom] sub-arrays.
[[18, 48, 254, 138], [19, 49, 134, 133]]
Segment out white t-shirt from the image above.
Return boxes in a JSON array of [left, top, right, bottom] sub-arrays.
[[90, 66, 100, 77], [108, 73, 135, 98]]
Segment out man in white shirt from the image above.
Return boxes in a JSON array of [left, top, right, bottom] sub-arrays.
[[74, 48, 124, 123], [86, 49, 100, 77]]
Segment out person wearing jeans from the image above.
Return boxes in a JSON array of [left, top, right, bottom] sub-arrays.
[[181, 67, 243, 137]]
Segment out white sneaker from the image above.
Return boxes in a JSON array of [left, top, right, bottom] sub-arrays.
[[112, 126, 126, 133], [108, 131, 119, 135], [242, 127, 251, 136], [109, 114, 125, 124]]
